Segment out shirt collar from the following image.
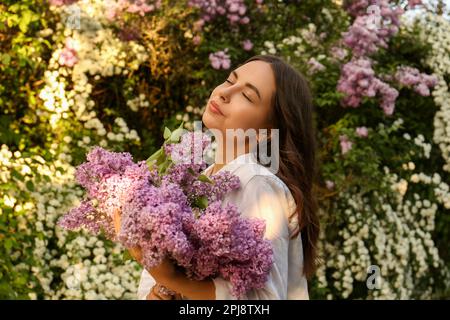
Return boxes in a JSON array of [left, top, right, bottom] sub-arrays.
[[203, 151, 258, 176]]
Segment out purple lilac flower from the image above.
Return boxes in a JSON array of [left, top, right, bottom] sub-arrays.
[[343, 1, 403, 57], [165, 131, 212, 165], [337, 58, 398, 115], [193, 19, 205, 32], [189, 201, 273, 299], [48, 0, 78, 6], [307, 57, 326, 74], [59, 135, 274, 298], [209, 48, 231, 70], [395, 66, 437, 97], [242, 39, 253, 51], [125, 0, 161, 16], [408, 0, 422, 8], [329, 45, 348, 62], [188, 0, 250, 26], [192, 35, 202, 45], [58, 200, 111, 236], [187, 170, 241, 203], [339, 134, 353, 155], [344, 0, 403, 22], [105, 0, 161, 20], [59, 38, 78, 67], [356, 126, 369, 138], [325, 180, 335, 190]]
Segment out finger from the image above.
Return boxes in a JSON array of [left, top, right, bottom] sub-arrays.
[[146, 291, 163, 300], [153, 285, 174, 300], [173, 293, 183, 300]]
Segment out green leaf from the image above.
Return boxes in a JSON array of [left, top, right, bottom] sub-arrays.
[[25, 180, 34, 192], [198, 174, 213, 184], [163, 127, 171, 140], [11, 169, 22, 181], [169, 127, 185, 143], [194, 196, 208, 209], [122, 250, 133, 262], [147, 148, 162, 161], [18, 10, 32, 33], [4, 239, 13, 251], [159, 158, 170, 174], [1, 54, 11, 66]]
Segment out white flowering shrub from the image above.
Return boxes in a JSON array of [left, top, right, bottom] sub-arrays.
[[413, 13, 450, 173], [315, 120, 450, 299]]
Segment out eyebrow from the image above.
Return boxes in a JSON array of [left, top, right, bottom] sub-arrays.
[[231, 70, 262, 101]]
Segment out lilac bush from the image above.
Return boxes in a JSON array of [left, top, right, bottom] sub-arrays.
[[395, 66, 438, 97], [337, 58, 399, 115]]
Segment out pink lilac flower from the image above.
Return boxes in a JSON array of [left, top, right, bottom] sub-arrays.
[[356, 126, 369, 138], [188, 0, 251, 26], [192, 35, 202, 45], [394, 66, 437, 97], [48, 0, 78, 6], [408, 0, 422, 8], [165, 131, 212, 165], [193, 19, 205, 32], [339, 134, 353, 154], [125, 0, 161, 16], [329, 45, 348, 62], [344, 0, 403, 22], [337, 58, 398, 115], [59, 38, 78, 67], [189, 200, 273, 298], [209, 48, 231, 70], [242, 39, 253, 51], [342, 0, 403, 57], [107, 0, 161, 20], [307, 57, 326, 74], [325, 180, 335, 190]]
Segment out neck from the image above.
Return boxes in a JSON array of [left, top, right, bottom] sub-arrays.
[[211, 137, 252, 174]]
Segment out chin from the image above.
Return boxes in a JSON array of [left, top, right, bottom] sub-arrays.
[[202, 112, 218, 130]]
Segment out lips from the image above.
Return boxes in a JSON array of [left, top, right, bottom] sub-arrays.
[[209, 100, 224, 116]]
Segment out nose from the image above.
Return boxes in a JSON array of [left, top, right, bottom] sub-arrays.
[[218, 83, 237, 103], [219, 93, 229, 103]]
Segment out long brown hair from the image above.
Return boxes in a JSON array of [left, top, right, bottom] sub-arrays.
[[243, 55, 320, 280]]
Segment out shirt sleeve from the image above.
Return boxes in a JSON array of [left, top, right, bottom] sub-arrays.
[[137, 268, 156, 300], [213, 175, 291, 300]]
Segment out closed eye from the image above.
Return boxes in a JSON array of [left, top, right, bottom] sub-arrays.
[[225, 79, 253, 103], [243, 93, 253, 102]]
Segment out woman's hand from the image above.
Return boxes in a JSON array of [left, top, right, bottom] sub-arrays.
[[113, 208, 143, 263], [113, 208, 212, 299], [112, 208, 178, 280]]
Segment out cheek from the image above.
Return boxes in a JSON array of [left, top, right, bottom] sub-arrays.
[[227, 104, 266, 130]]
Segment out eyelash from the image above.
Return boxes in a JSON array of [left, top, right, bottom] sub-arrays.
[[225, 79, 253, 102]]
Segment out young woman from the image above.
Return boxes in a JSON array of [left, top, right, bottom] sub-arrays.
[[119, 54, 320, 300]]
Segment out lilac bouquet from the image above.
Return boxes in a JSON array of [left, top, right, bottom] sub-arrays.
[[58, 123, 274, 299]]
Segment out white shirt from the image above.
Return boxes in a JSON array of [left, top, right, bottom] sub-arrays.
[[137, 152, 309, 300]]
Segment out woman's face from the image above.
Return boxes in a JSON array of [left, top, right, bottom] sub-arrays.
[[202, 60, 276, 137]]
